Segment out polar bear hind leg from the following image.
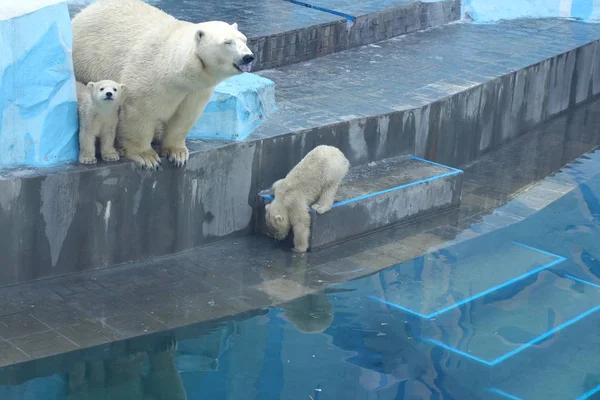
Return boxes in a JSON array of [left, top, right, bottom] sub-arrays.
[[311, 183, 339, 215]]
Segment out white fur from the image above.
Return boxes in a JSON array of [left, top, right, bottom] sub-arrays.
[[71, 0, 254, 169], [265, 145, 350, 253], [76, 80, 126, 164]]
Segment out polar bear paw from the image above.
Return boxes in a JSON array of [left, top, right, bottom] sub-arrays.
[[128, 149, 162, 170], [311, 203, 332, 214], [101, 151, 120, 162], [155, 337, 178, 354], [292, 246, 308, 253], [161, 145, 189, 168], [79, 154, 97, 165]]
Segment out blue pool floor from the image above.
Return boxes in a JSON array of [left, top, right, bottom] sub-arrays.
[[0, 98, 599, 399]]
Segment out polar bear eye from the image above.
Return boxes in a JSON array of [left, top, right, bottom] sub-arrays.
[[113, 88, 117, 92], [100, 88, 104, 92], [224, 40, 233, 45]]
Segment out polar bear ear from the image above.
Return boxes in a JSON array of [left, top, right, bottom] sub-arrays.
[[231, 22, 238, 31], [87, 82, 95, 90], [274, 215, 283, 223], [196, 30, 204, 41], [119, 83, 126, 93]]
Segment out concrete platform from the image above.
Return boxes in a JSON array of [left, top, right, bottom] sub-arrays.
[[1, 18, 600, 285], [0, 112, 595, 375], [68, 0, 460, 70], [256, 155, 463, 250]]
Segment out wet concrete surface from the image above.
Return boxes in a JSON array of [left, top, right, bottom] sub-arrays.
[[2, 18, 598, 285], [0, 95, 597, 374]]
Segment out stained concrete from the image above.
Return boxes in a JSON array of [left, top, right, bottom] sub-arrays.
[[1, 19, 599, 285], [0, 108, 595, 375]]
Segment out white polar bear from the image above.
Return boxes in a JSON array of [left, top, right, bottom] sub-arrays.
[[265, 145, 350, 253], [76, 80, 126, 164], [71, 0, 254, 169]]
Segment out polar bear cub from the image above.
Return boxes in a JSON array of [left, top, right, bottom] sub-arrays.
[[71, 0, 255, 170], [265, 145, 350, 253], [76, 80, 126, 164]]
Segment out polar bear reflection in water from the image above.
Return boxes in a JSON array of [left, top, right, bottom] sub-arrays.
[[71, 0, 255, 170], [67, 338, 186, 400], [64, 295, 333, 399]]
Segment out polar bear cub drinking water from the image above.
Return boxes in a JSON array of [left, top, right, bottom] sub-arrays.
[[265, 145, 350, 253], [76, 80, 126, 164], [71, 0, 255, 170]]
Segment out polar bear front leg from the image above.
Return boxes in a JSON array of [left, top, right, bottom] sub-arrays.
[[99, 119, 120, 162], [118, 107, 161, 170], [78, 112, 99, 164], [291, 207, 311, 253], [161, 92, 211, 168]]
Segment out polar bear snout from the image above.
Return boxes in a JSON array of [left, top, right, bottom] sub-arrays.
[[242, 54, 255, 64], [234, 53, 255, 73], [104, 91, 113, 100]]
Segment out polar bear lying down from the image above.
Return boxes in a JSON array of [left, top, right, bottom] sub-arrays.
[[71, 0, 254, 169], [265, 145, 350, 253]]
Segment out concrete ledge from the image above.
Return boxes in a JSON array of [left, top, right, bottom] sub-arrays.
[[0, 0, 78, 168], [250, 0, 460, 70], [190, 73, 276, 141], [68, 0, 460, 72], [255, 155, 463, 250], [1, 20, 599, 286]]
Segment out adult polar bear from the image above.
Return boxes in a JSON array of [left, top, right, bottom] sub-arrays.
[[71, 0, 255, 169]]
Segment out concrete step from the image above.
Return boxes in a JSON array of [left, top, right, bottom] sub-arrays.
[[2, 18, 600, 285], [256, 155, 463, 250], [67, 0, 460, 71]]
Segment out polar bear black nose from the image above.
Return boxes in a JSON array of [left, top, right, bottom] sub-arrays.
[[105, 91, 113, 98], [242, 55, 255, 64]]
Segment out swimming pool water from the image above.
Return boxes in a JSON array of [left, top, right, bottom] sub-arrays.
[[1, 154, 599, 399]]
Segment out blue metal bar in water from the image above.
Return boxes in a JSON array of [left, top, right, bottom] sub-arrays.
[[511, 241, 567, 260], [424, 338, 493, 366], [368, 296, 431, 319], [576, 383, 600, 400], [369, 251, 566, 319], [426, 301, 600, 366], [490, 302, 600, 365], [426, 257, 566, 318], [565, 273, 600, 289], [486, 388, 524, 400]]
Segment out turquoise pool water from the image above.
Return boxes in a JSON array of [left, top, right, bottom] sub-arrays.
[[1, 152, 599, 400]]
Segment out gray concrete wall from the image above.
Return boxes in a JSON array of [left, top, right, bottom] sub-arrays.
[[250, 0, 461, 70], [0, 36, 598, 286]]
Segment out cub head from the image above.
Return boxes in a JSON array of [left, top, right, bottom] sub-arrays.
[[87, 80, 126, 107], [193, 21, 254, 81], [264, 201, 290, 241]]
